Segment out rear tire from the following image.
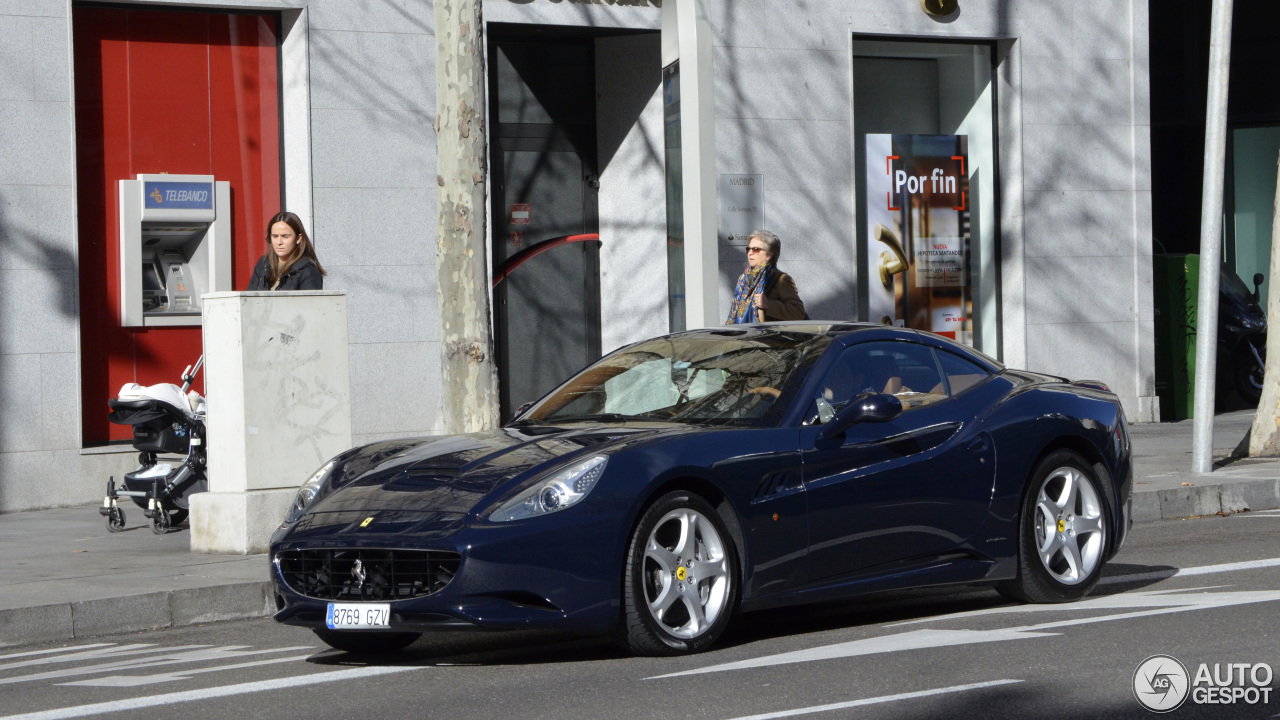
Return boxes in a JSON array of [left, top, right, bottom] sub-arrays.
[[998, 450, 1108, 603], [312, 628, 421, 654], [617, 491, 738, 656]]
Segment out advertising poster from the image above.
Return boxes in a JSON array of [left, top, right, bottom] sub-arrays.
[[864, 134, 973, 344]]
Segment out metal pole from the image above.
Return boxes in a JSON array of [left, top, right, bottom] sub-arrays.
[[1191, 0, 1234, 473]]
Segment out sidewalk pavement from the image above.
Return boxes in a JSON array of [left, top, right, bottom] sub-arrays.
[[1129, 409, 1280, 522], [2, 410, 1278, 648]]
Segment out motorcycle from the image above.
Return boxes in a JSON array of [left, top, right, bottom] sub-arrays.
[[99, 357, 208, 534], [1219, 268, 1267, 405]]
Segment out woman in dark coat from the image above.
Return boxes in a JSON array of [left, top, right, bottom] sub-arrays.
[[246, 211, 326, 291], [725, 230, 806, 323]]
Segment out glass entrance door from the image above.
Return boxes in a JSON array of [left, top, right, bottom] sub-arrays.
[[488, 38, 601, 418], [853, 41, 998, 356]]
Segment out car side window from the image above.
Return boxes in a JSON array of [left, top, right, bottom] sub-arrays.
[[936, 350, 992, 397], [818, 341, 947, 412]]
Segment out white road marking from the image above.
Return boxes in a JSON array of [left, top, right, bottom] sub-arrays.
[[653, 629, 1054, 680], [1140, 584, 1232, 594], [719, 679, 1023, 720], [873, 557, 1280, 630], [57, 655, 310, 687], [0, 645, 312, 686], [0, 645, 180, 673], [0, 645, 115, 663], [0, 665, 420, 720], [651, 587, 1280, 679], [1098, 557, 1280, 586]]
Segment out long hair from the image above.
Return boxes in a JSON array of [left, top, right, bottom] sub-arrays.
[[264, 211, 326, 286]]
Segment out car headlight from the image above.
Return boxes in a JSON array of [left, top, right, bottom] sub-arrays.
[[488, 455, 608, 522], [284, 458, 337, 524]]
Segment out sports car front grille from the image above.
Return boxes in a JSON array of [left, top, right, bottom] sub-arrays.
[[275, 549, 460, 601]]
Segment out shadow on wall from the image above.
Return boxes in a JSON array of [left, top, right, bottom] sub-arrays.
[[716, 0, 855, 323], [714, 0, 1142, 396], [0, 187, 80, 509], [0, 191, 78, 321], [999, 3, 1141, 388]]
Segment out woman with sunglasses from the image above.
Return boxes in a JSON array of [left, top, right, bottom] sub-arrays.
[[725, 230, 806, 324]]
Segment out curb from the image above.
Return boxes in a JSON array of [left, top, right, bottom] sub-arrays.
[[1132, 478, 1280, 523], [0, 581, 273, 648]]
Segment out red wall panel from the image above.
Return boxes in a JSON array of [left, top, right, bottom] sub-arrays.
[[74, 8, 281, 443]]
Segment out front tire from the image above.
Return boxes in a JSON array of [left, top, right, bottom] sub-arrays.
[[1234, 339, 1265, 405], [999, 450, 1108, 603], [618, 492, 739, 656], [106, 506, 126, 533], [312, 628, 420, 654]]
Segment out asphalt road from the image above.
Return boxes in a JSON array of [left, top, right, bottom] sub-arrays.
[[3, 512, 1279, 720]]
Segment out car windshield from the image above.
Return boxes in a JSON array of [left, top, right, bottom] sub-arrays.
[[518, 330, 833, 427]]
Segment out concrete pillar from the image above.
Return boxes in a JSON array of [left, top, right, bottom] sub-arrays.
[[663, 0, 719, 329], [191, 291, 352, 554]]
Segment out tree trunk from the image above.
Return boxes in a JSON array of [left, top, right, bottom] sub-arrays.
[[1248, 149, 1280, 455], [435, 0, 499, 433]]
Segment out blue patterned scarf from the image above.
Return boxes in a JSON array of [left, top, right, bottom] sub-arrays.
[[726, 262, 773, 324]]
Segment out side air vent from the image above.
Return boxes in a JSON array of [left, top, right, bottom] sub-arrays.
[[752, 471, 800, 501]]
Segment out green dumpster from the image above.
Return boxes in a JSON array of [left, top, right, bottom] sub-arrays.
[[1153, 254, 1199, 421]]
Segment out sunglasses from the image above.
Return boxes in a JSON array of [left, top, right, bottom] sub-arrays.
[[746, 246, 767, 254]]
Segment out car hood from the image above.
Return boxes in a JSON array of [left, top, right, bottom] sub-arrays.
[[303, 423, 688, 518]]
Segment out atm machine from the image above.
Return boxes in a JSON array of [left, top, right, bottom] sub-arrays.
[[118, 174, 232, 327]]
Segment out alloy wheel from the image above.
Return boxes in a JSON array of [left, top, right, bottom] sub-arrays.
[[1033, 466, 1106, 585], [641, 507, 730, 639]]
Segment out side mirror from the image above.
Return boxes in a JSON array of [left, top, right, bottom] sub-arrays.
[[817, 392, 903, 440], [1253, 273, 1265, 302], [509, 402, 533, 422]]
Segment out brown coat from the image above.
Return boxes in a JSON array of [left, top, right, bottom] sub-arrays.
[[758, 270, 806, 321]]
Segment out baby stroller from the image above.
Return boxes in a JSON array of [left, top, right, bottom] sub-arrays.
[[99, 357, 208, 534]]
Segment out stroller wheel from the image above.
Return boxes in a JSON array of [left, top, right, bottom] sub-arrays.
[[106, 506, 126, 533], [151, 509, 171, 534], [170, 509, 189, 526]]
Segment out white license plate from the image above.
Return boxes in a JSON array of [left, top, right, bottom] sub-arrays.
[[326, 603, 390, 630]]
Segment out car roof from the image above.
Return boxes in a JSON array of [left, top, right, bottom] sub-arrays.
[[669, 322, 1004, 372], [673, 321, 881, 339]]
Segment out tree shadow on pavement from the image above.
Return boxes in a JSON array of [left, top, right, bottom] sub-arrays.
[[305, 628, 623, 667], [1094, 562, 1184, 595], [304, 562, 1191, 666], [716, 585, 1011, 652]]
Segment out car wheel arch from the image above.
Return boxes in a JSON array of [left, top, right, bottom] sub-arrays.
[[617, 476, 748, 614], [1018, 436, 1117, 555]]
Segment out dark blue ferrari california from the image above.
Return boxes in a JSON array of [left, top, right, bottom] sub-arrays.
[[269, 323, 1132, 656]]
